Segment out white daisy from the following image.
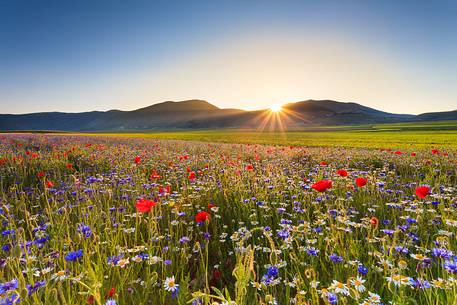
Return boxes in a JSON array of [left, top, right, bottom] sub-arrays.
[[164, 275, 179, 292]]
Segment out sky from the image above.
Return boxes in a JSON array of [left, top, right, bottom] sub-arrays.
[[1, 0, 456, 115]]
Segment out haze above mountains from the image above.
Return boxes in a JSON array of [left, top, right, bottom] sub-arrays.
[[1, 99, 456, 131]]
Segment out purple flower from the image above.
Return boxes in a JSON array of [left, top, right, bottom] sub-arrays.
[[432, 248, 453, 259], [0, 279, 18, 294], [277, 229, 289, 239], [358, 264, 368, 275], [65, 249, 83, 262], [444, 259, 457, 273], [327, 292, 338, 304], [26, 280, 46, 295], [329, 253, 343, 263], [306, 247, 319, 256]]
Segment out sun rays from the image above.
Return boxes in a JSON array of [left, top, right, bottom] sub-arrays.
[[250, 104, 312, 132], [269, 104, 282, 113]]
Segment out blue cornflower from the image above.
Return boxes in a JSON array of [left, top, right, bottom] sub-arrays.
[[432, 248, 453, 259], [277, 229, 289, 239], [0, 279, 18, 294], [394, 246, 409, 255], [78, 223, 93, 239], [26, 280, 46, 295], [306, 247, 319, 256], [108, 254, 123, 265], [65, 249, 83, 262], [329, 253, 343, 263], [381, 229, 395, 236], [0, 293, 20, 304], [179, 236, 191, 244], [411, 278, 431, 289], [1, 229, 15, 236], [327, 292, 338, 304], [444, 259, 457, 273], [357, 264, 369, 276], [266, 266, 279, 278], [261, 266, 279, 286]]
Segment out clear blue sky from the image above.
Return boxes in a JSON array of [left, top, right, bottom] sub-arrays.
[[1, 0, 456, 114]]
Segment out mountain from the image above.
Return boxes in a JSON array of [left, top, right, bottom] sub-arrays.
[[414, 110, 457, 122], [0, 99, 455, 131]]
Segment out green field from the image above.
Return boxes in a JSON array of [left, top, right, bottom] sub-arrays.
[[76, 121, 457, 149]]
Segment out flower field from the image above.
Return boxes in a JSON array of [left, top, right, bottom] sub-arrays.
[[1, 134, 457, 305]]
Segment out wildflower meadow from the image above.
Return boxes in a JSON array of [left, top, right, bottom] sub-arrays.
[[1, 134, 457, 305]]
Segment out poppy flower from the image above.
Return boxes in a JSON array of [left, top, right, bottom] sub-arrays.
[[134, 156, 141, 164], [150, 171, 160, 180], [415, 186, 430, 199], [212, 269, 222, 281], [66, 163, 73, 169], [311, 180, 332, 192], [394, 151, 403, 155], [195, 211, 210, 223], [107, 287, 116, 298], [188, 171, 196, 180], [370, 217, 378, 226], [135, 198, 157, 213], [337, 169, 348, 177], [208, 203, 216, 209], [319, 161, 327, 166], [45, 180, 54, 188], [355, 177, 367, 187], [411, 152, 417, 157], [432, 149, 439, 155], [245, 164, 254, 171], [37, 171, 45, 178]]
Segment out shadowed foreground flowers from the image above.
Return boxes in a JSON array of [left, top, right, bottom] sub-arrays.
[[0, 134, 456, 304]]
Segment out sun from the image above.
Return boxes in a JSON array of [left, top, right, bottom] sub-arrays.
[[270, 103, 282, 112]]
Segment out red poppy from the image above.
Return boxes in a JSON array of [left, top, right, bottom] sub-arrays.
[[432, 149, 439, 155], [188, 171, 196, 180], [415, 186, 430, 199], [208, 203, 216, 209], [212, 269, 222, 281], [45, 180, 54, 188], [150, 171, 160, 180], [87, 295, 95, 304], [134, 156, 141, 164], [411, 152, 417, 157], [108, 287, 116, 298], [370, 216, 378, 226], [66, 163, 73, 169], [37, 171, 45, 178], [337, 169, 348, 177], [311, 180, 332, 192], [135, 198, 157, 213], [394, 151, 403, 155], [245, 164, 254, 171], [319, 161, 327, 166], [355, 177, 367, 187], [195, 211, 210, 223]]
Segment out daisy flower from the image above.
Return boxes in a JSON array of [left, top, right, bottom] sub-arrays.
[[330, 280, 350, 295], [351, 276, 366, 292], [164, 275, 179, 293]]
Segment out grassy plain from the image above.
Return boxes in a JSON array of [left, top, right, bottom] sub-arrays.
[[73, 121, 457, 149]]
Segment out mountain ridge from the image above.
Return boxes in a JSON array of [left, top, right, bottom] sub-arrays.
[[0, 99, 455, 131]]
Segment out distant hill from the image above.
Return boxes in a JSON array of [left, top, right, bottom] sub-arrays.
[[0, 99, 455, 131]]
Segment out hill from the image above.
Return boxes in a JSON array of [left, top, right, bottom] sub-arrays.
[[0, 99, 455, 131]]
